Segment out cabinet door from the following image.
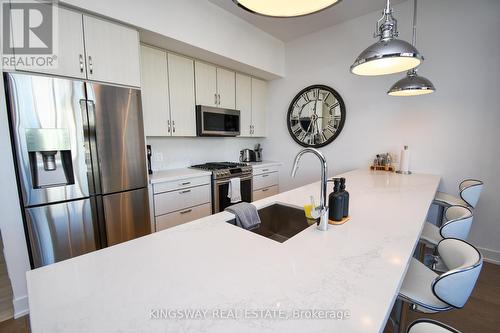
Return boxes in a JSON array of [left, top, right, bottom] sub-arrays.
[[83, 15, 141, 87], [194, 61, 217, 107], [253, 185, 279, 202], [217, 68, 235, 109], [156, 203, 211, 232], [13, 6, 86, 79], [140, 45, 170, 136], [168, 53, 196, 137], [251, 78, 267, 137], [236, 73, 252, 137]]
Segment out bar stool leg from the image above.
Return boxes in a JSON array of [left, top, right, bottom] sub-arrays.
[[418, 242, 426, 262], [436, 205, 445, 227], [398, 301, 409, 333]]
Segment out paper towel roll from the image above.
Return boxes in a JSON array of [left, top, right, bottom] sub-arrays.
[[399, 146, 411, 173]]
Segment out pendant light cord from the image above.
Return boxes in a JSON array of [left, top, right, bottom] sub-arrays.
[[412, 0, 418, 47]]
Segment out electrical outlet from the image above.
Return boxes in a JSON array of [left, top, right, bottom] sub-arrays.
[[154, 152, 164, 162]]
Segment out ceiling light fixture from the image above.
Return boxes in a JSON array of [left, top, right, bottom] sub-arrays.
[[350, 0, 423, 76], [232, 0, 341, 18], [388, 0, 435, 96]]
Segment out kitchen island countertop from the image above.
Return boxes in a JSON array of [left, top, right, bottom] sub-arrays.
[[27, 169, 440, 333]]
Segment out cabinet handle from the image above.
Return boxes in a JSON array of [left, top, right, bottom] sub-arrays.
[[262, 169, 269, 172], [172, 120, 176, 133], [179, 209, 192, 215], [214, 93, 218, 105], [218, 94, 221, 105], [262, 174, 269, 178], [180, 182, 191, 186], [262, 188, 269, 192], [88, 56, 93, 75], [179, 189, 191, 194], [167, 120, 171, 133], [79, 54, 84, 73]]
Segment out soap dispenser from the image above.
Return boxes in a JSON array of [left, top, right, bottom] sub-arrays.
[[340, 177, 350, 218], [328, 178, 344, 222]]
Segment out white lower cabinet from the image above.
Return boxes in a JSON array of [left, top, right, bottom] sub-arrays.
[[252, 165, 280, 201], [152, 175, 212, 231], [156, 203, 211, 232], [253, 185, 279, 201]]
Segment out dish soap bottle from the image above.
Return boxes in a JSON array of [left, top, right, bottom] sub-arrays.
[[340, 177, 349, 218], [328, 178, 344, 222]]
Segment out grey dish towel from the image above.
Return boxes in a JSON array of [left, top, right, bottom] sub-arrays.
[[225, 202, 261, 231]]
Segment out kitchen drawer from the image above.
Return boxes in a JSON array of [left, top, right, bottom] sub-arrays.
[[154, 184, 211, 216], [253, 185, 279, 201], [156, 203, 211, 231], [253, 172, 278, 190], [153, 175, 211, 194], [252, 165, 279, 176]]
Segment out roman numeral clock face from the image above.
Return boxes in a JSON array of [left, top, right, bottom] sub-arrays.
[[287, 85, 346, 148]]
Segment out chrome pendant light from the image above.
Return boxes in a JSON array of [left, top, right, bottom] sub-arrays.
[[350, 0, 423, 76], [232, 0, 341, 18], [388, 0, 435, 96]]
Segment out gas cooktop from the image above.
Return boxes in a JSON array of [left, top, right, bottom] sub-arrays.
[[190, 162, 252, 179], [191, 162, 247, 170]]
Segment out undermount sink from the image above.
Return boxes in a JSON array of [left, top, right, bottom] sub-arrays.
[[229, 204, 312, 243]]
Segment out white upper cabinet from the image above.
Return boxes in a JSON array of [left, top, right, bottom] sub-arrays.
[[236, 73, 252, 137], [140, 45, 170, 136], [195, 61, 217, 107], [251, 78, 267, 137], [194, 61, 236, 109], [168, 53, 196, 137], [217, 68, 235, 109], [83, 15, 141, 87], [13, 6, 86, 79], [11, 6, 141, 87]]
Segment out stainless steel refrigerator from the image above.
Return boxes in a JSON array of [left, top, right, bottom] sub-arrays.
[[4, 72, 151, 268]]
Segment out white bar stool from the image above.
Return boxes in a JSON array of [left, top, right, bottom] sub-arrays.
[[421, 206, 473, 247], [407, 319, 461, 333], [433, 179, 483, 226], [419, 205, 473, 270], [395, 238, 483, 332]]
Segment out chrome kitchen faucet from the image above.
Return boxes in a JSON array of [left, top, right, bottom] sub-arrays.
[[291, 148, 329, 231]]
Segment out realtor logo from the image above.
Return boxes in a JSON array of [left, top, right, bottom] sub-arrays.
[[1, 0, 58, 69]]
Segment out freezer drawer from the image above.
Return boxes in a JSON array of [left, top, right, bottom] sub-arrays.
[[25, 198, 98, 268], [87, 83, 148, 194], [102, 188, 151, 246]]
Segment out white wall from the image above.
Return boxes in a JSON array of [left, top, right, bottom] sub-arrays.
[[263, 0, 500, 262], [60, 0, 285, 78], [147, 137, 263, 171]]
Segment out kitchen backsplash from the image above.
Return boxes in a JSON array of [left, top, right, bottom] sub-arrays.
[[146, 137, 263, 171]]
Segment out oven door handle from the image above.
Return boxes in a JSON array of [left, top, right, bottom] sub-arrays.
[[215, 175, 252, 185]]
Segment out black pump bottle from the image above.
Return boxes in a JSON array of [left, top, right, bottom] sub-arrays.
[[340, 177, 350, 218], [328, 178, 344, 222]]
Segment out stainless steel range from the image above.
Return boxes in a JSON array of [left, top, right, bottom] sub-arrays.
[[190, 162, 253, 213]]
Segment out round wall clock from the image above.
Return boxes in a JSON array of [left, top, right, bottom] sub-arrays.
[[287, 85, 346, 148]]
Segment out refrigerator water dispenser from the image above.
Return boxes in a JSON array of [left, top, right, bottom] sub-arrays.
[[26, 128, 75, 189]]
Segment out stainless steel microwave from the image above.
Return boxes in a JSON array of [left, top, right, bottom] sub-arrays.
[[196, 105, 240, 137]]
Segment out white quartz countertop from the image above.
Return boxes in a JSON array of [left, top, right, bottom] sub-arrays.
[[27, 169, 440, 333], [149, 168, 212, 184]]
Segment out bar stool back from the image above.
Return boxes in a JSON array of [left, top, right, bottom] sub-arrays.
[[407, 319, 461, 333], [432, 238, 483, 308], [459, 179, 484, 208], [440, 206, 474, 240]]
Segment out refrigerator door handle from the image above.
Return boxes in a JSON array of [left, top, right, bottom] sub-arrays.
[[85, 99, 102, 195]]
